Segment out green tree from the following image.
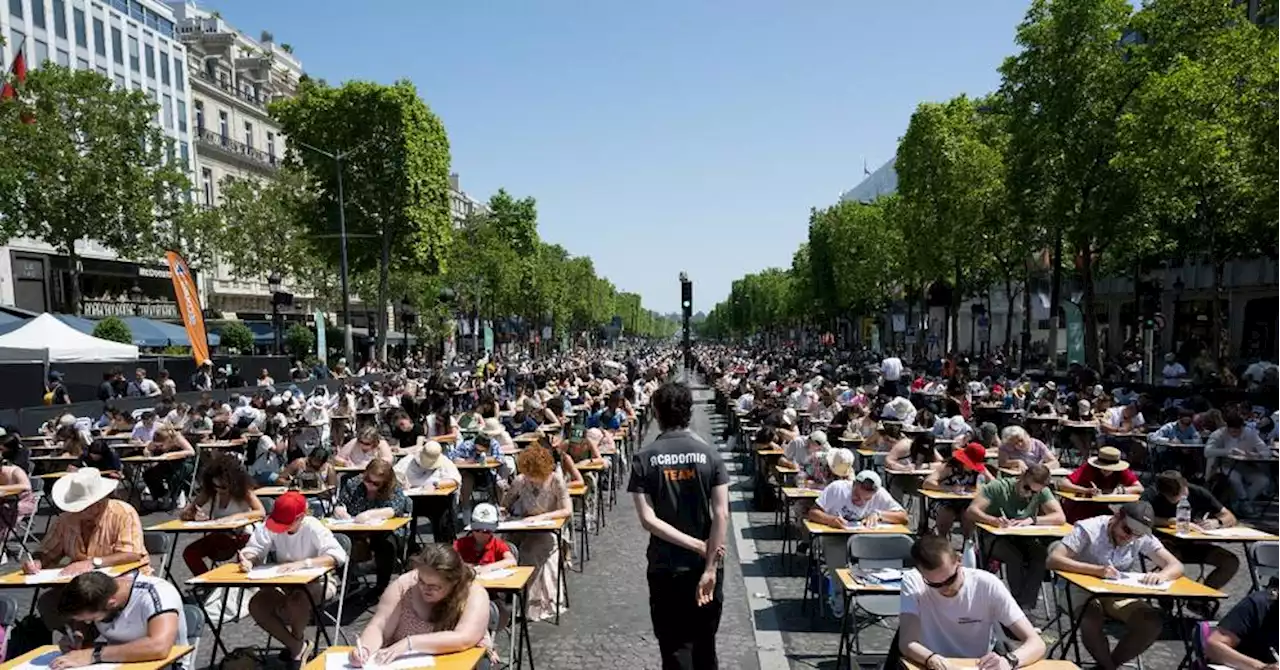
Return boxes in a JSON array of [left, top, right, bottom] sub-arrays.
[[271, 79, 452, 359], [285, 323, 316, 358], [0, 66, 189, 314], [92, 316, 133, 345], [219, 322, 255, 353]]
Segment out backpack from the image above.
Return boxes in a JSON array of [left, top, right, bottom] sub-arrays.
[[4, 614, 50, 661]]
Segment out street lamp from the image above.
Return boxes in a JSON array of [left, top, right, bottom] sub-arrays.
[[291, 138, 375, 366], [1172, 275, 1185, 342], [268, 271, 283, 355], [399, 296, 413, 357]]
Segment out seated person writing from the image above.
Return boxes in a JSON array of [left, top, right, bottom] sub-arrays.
[[965, 465, 1065, 611], [52, 570, 187, 670]]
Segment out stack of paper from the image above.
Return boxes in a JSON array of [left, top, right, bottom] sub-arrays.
[[476, 568, 515, 580], [502, 519, 556, 529], [1203, 527, 1272, 539], [325, 652, 436, 670]]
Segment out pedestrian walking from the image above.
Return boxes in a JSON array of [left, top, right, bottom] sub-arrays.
[[628, 381, 730, 669]]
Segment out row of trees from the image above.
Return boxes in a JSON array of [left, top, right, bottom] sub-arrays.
[[0, 64, 674, 357], [701, 0, 1277, 368]]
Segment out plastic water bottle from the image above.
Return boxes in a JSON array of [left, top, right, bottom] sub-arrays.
[[1176, 496, 1191, 534]]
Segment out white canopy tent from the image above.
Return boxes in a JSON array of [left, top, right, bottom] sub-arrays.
[[0, 313, 138, 362]]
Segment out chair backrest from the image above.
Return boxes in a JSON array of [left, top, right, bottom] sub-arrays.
[[142, 531, 173, 558], [0, 595, 18, 628], [182, 604, 204, 647], [506, 541, 520, 565], [333, 533, 352, 560], [28, 478, 43, 496], [487, 601, 499, 633], [846, 534, 913, 570], [1251, 541, 1279, 587]]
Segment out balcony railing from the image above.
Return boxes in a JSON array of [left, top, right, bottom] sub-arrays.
[[194, 69, 272, 109], [197, 128, 278, 170], [83, 299, 179, 320]]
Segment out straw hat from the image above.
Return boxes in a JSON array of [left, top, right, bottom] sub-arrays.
[[826, 448, 855, 479], [1088, 446, 1129, 472], [481, 418, 505, 437], [418, 441, 446, 469], [52, 468, 119, 513]]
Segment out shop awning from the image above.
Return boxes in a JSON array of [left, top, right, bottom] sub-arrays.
[[120, 316, 221, 348]]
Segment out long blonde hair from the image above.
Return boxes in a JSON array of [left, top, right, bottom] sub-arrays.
[[410, 544, 475, 631]]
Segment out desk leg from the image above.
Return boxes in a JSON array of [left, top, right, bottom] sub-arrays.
[[554, 528, 565, 626], [161, 534, 179, 587], [1246, 544, 1259, 591], [302, 577, 333, 650], [835, 590, 851, 670], [1047, 589, 1095, 665]]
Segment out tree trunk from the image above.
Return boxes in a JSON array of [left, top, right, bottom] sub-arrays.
[[1004, 275, 1015, 352], [905, 299, 915, 360], [1047, 224, 1063, 370], [66, 243, 82, 316], [376, 225, 390, 361], [951, 259, 963, 354], [1212, 260, 1225, 361], [1081, 243, 1101, 370]]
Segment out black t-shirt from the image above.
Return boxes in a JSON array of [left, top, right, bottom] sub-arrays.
[[389, 422, 424, 449], [627, 429, 728, 574], [1142, 484, 1223, 522], [1217, 590, 1278, 664]]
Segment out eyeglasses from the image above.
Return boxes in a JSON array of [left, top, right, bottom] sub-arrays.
[[922, 565, 961, 589]]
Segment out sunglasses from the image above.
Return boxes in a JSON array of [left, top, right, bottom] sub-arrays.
[[922, 565, 961, 589]]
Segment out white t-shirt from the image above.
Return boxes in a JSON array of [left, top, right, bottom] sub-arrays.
[[242, 516, 348, 565], [131, 421, 158, 444], [1104, 406, 1145, 431], [784, 437, 808, 465], [137, 378, 161, 397], [1061, 515, 1162, 571], [95, 575, 188, 658], [816, 480, 904, 522], [881, 357, 903, 382], [425, 415, 460, 438], [901, 568, 1023, 657]]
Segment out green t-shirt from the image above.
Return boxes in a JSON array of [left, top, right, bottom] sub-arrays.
[[980, 477, 1053, 520]]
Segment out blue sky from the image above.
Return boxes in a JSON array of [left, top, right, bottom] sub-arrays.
[[208, 1, 1031, 314]]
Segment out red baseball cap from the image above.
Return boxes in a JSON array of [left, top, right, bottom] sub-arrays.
[[265, 491, 307, 533], [952, 442, 988, 473]]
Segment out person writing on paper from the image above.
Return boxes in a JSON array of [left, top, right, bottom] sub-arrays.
[[27, 468, 149, 633], [140, 426, 196, 510], [996, 425, 1059, 474], [51, 570, 187, 670], [921, 442, 991, 540], [454, 504, 516, 573], [898, 534, 1045, 670], [334, 459, 410, 594], [806, 469, 906, 617], [0, 448, 34, 542], [1142, 471, 1239, 601], [1056, 446, 1144, 523], [1206, 588, 1278, 670], [277, 446, 340, 492], [348, 544, 491, 667], [398, 441, 463, 544], [336, 425, 394, 468], [238, 490, 348, 665], [180, 455, 265, 575], [501, 444, 572, 622], [965, 465, 1065, 611], [1046, 501, 1184, 670]]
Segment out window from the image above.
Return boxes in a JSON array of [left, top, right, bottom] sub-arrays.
[[267, 131, 275, 159], [128, 35, 138, 71], [173, 58, 183, 90], [204, 59, 215, 79], [177, 99, 186, 132], [147, 86, 155, 102], [93, 18, 105, 56], [179, 140, 189, 170], [159, 49, 169, 84], [194, 100, 203, 130], [111, 27, 122, 64], [201, 167, 213, 205], [162, 93, 172, 129], [32, 0, 45, 28], [243, 120, 253, 149], [34, 40, 48, 65], [74, 8, 87, 46], [76, 57, 88, 71], [218, 110, 228, 140], [9, 30, 23, 59], [144, 44, 154, 77], [53, 0, 67, 38], [113, 72, 123, 89], [9, 0, 22, 19], [95, 63, 107, 76], [56, 49, 69, 66]]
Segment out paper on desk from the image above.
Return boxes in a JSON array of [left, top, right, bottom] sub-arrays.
[[247, 566, 328, 580], [476, 568, 515, 580], [11, 649, 121, 670], [324, 652, 435, 670], [501, 519, 557, 529], [993, 524, 1056, 534], [1103, 572, 1172, 591], [1202, 527, 1272, 539]]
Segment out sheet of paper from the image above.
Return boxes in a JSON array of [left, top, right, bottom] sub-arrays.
[[184, 519, 237, 528], [24, 568, 68, 583], [12, 650, 121, 670], [995, 524, 1058, 534], [476, 568, 515, 580], [1202, 527, 1272, 539], [325, 652, 435, 670], [867, 568, 903, 581], [1102, 571, 1172, 591], [247, 566, 328, 580], [501, 519, 557, 529]]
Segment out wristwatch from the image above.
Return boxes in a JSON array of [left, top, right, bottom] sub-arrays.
[[92, 642, 105, 664], [1002, 652, 1019, 669], [91, 557, 103, 569]]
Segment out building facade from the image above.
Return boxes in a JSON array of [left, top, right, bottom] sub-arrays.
[[167, 1, 306, 319], [449, 172, 490, 226], [0, 0, 196, 317]]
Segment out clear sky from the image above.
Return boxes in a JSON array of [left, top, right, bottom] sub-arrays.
[[206, 1, 1032, 314]]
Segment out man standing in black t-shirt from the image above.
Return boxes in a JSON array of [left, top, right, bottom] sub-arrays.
[[628, 381, 730, 670]]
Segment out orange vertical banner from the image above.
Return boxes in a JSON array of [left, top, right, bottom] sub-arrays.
[[164, 251, 210, 364]]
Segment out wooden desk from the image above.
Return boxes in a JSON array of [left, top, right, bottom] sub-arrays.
[[322, 517, 411, 534], [254, 485, 333, 498], [1000, 466, 1072, 478], [477, 566, 536, 670], [976, 522, 1072, 538], [192, 562, 336, 666], [405, 485, 458, 498], [903, 660, 1079, 670], [1156, 525, 1280, 590], [782, 487, 820, 500], [306, 647, 484, 670], [0, 645, 193, 670], [498, 516, 569, 625], [476, 565, 534, 592], [0, 560, 148, 587], [456, 459, 501, 471], [803, 520, 913, 536], [122, 452, 190, 463], [920, 489, 976, 501], [834, 567, 900, 593], [146, 517, 261, 533], [1057, 491, 1139, 504]]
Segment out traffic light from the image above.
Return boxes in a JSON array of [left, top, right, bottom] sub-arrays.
[[681, 280, 693, 317]]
